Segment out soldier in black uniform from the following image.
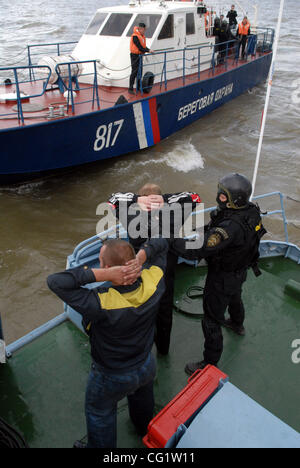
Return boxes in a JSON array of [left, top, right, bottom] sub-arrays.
[[213, 16, 221, 52], [218, 19, 230, 63], [172, 173, 266, 375]]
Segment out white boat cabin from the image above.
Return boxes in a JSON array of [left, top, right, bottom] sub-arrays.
[[72, 0, 216, 88]]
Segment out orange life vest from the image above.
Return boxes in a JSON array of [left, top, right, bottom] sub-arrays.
[[238, 22, 250, 36], [204, 12, 212, 32], [130, 27, 147, 55]]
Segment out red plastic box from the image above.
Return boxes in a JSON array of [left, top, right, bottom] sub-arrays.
[[143, 365, 228, 448]]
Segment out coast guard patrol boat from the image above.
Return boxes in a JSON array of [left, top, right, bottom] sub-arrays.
[[0, 0, 274, 184]]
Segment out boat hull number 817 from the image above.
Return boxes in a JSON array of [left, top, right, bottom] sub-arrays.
[[94, 119, 124, 152]]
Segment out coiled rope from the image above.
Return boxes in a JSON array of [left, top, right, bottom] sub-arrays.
[[0, 417, 29, 448]]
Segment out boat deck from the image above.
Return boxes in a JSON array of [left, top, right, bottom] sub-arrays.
[[0, 52, 269, 131], [0, 256, 299, 448]]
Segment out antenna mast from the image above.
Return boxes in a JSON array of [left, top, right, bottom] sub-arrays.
[[250, 0, 285, 199]]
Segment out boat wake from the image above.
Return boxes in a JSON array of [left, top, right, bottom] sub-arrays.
[[160, 141, 205, 173], [0, 180, 46, 196], [135, 141, 205, 173]]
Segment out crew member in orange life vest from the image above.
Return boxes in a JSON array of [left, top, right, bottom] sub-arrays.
[[129, 23, 154, 95], [237, 16, 251, 59]]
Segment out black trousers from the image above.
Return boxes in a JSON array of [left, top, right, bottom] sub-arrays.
[[239, 36, 248, 57], [202, 268, 247, 365], [129, 53, 142, 90], [154, 250, 178, 355]]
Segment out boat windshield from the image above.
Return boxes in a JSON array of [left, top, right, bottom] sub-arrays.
[[158, 14, 174, 40], [85, 12, 108, 35], [100, 13, 133, 37], [126, 14, 162, 38]]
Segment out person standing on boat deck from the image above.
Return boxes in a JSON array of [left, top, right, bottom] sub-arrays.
[[108, 184, 202, 355], [129, 23, 154, 95], [218, 19, 230, 63], [237, 17, 251, 59], [226, 5, 238, 27], [171, 173, 266, 375], [47, 237, 168, 448], [213, 17, 221, 51]]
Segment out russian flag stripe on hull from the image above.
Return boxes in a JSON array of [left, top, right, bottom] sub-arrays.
[[142, 100, 154, 147], [133, 98, 161, 149], [133, 102, 148, 149]]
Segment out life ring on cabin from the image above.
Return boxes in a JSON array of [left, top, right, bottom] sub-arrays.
[[142, 71, 154, 94]]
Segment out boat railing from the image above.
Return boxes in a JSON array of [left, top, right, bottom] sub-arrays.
[[138, 36, 258, 94], [0, 31, 274, 123], [0, 59, 102, 123], [54, 60, 101, 113], [256, 27, 274, 53], [0, 65, 52, 124], [191, 191, 289, 243], [69, 191, 289, 269], [4, 191, 296, 358], [26, 41, 77, 81]]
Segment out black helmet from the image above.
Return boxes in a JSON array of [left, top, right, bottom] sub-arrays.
[[217, 173, 252, 209]]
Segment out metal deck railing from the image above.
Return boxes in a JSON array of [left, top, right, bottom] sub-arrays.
[[67, 191, 292, 268], [0, 29, 274, 123], [4, 191, 299, 358]]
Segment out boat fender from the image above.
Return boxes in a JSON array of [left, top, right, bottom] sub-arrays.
[[142, 71, 154, 94], [63, 90, 77, 100], [1, 78, 12, 86], [115, 95, 128, 106]]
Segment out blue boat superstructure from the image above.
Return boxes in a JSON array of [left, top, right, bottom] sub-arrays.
[[0, 0, 274, 183]]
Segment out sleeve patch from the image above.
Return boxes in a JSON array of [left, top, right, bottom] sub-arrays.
[[206, 233, 222, 247], [215, 227, 229, 240]]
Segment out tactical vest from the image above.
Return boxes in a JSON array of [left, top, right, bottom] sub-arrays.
[[208, 203, 266, 274]]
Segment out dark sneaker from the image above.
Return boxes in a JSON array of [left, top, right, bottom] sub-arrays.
[[184, 360, 209, 376], [223, 319, 245, 336], [128, 88, 135, 95]]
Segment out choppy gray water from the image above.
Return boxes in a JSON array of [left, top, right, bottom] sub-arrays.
[[0, 0, 299, 343]]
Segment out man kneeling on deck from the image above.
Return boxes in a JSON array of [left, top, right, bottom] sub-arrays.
[[47, 237, 168, 448]]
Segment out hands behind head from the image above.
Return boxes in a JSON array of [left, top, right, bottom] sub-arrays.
[[108, 258, 142, 286], [137, 195, 164, 211]]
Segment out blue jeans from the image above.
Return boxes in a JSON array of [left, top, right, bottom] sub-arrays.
[[85, 353, 156, 448]]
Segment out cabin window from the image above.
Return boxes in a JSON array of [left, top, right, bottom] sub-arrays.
[[100, 13, 133, 36], [85, 13, 108, 35], [186, 13, 195, 35], [127, 14, 162, 38], [158, 15, 174, 40]]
